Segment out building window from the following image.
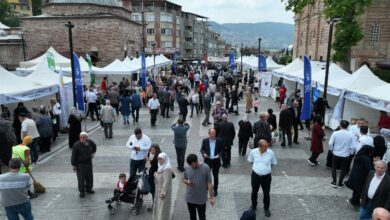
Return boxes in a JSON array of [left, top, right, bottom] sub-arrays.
[[176, 16, 180, 25], [371, 22, 380, 42], [147, 41, 155, 47], [300, 32, 304, 47], [146, 15, 154, 22], [10, 4, 17, 9], [20, 4, 30, 10], [131, 13, 142, 22], [320, 29, 324, 44], [312, 30, 316, 44], [147, 28, 154, 35], [160, 14, 173, 23], [161, 41, 173, 48], [176, 30, 180, 37], [161, 28, 172, 36]]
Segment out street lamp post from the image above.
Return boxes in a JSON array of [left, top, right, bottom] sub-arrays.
[[240, 43, 243, 74], [258, 37, 262, 55], [323, 17, 340, 100], [152, 42, 156, 78], [65, 21, 77, 108]]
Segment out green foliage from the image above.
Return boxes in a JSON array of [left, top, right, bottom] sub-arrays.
[[241, 47, 252, 56], [372, 68, 390, 83], [282, 0, 372, 64], [0, 1, 20, 27], [32, 0, 42, 16], [279, 55, 292, 65]]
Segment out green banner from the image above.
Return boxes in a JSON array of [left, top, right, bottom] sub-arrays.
[[86, 53, 95, 86], [47, 52, 55, 71]]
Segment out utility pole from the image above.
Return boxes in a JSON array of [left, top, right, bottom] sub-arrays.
[[65, 21, 77, 107]]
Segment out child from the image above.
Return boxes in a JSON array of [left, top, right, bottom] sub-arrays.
[[253, 80, 259, 93], [105, 173, 127, 204], [252, 97, 259, 114]]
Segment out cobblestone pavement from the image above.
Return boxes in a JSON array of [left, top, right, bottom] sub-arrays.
[[0, 96, 359, 220]]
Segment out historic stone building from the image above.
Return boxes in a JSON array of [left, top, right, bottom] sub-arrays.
[[21, 0, 142, 66], [7, 0, 33, 17], [0, 23, 23, 70], [293, 0, 390, 71]]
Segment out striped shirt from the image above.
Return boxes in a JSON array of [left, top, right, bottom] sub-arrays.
[[0, 172, 31, 207]]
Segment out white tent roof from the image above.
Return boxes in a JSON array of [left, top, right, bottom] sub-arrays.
[[61, 56, 102, 73], [282, 61, 322, 83], [0, 65, 44, 95], [272, 58, 303, 77], [312, 63, 351, 85], [0, 22, 10, 29], [95, 59, 136, 75], [266, 57, 284, 70], [330, 65, 387, 91], [20, 47, 71, 68], [25, 60, 72, 86]]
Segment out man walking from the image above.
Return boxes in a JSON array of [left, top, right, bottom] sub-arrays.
[[289, 101, 300, 144], [100, 100, 116, 139], [171, 118, 190, 172], [148, 93, 160, 127], [279, 104, 293, 147], [178, 92, 190, 122], [360, 160, 390, 219], [248, 139, 277, 217], [215, 115, 236, 168], [328, 120, 355, 188], [71, 132, 97, 198], [183, 154, 215, 220], [85, 87, 99, 121], [162, 88, 171, 118], [126, 128, 151, 178], [0, 158, 34, 220], [253, 112, 272, 146], [202, 92, 212, 126], [0, 117, 16, 174], [19, 112, 40, 165], [130, 90, 142, 123], [200, 128, 223, 197], [211, 101, 228, 125]]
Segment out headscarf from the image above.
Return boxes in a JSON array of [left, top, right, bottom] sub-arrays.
[[157, 152, 172, 173], [71, 107, 82, 120], [22, 136, 33, 145], [242, 114, 249, 122]]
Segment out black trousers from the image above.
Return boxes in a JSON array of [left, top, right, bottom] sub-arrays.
[[251, 172, 271, 210], [292, 123, 299, 142], [111, 103, 119, 115], [187, 202, 206, 220], [39, 137, 52, 152], [332, 155, 349, 185], [205, 159, 220, 192], [309, 152, 321, 164], [175, 147, 186, 170], [150, 109, 158, 126], [162, 103, 170, 117], [180, 112, 187, 122], [281, 127, 292, 145], [132, 107, 139, 122], [52, 115, 60, 141], [239, 138, 249, 156], [222, 146, 232, 166], [76, 162, 93, 193], [87, 103, 99, 120]]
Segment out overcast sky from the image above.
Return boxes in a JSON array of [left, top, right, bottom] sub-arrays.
[[169, 0, 294, 24]]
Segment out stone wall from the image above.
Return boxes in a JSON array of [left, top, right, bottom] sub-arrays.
[[0, 43, 23, 70], [42, 3, 132, 19], [22, 16, 142, 66]]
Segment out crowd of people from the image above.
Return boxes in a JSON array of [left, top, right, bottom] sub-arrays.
[[2, 62, 390, 220]]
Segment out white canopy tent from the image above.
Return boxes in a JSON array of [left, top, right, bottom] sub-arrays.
[[272, 58, 304, 78], [94, 59, 137, 75], [20, 47, 71, 68], [311, 63, 352, 96], [61, 57, 102, 73], [266, 57, 284, 70], [0, 22, 10, 29], [24, 60, 72, 87]]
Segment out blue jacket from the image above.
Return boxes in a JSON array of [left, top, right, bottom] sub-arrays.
[[130, 94, 142, 108], [171, 123, 190, 148], [119, 96, 131, 115], [35, 115, 53, 138]]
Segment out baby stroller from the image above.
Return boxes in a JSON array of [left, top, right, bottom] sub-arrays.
[[105, 169, 150, 216]]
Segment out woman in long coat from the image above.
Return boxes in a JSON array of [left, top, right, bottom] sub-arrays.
[[308, 115, 325, 165], [153, 152, 172, 220], [119, 92, 131, 125], [68, 107, 82, 148], [245, 88, 253, 113], [345, 146, 374, 207]]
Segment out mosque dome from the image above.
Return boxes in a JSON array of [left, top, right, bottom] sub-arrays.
[[46, 0, 122, 7]]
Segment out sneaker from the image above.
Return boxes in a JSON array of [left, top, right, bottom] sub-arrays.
[[347, 199, 358, 207], [331, 182, 338, 188], [307, 159, 316, 166], [337, 183, 344, 189]]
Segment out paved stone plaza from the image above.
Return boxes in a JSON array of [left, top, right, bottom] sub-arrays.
[[0, 96, 359, 220]]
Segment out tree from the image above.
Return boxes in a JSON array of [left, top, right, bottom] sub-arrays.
[[241, 47, 252, 56], [282, 0, 372, 70], [0, 1, 20, 27], [32, 0, 42, 16]]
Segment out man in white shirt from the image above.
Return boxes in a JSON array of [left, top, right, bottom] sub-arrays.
[[354, 125, 374, 154], [148, 93, 160, 127], [247, 139, 277, 217], [85, 87, 99, 121], [100, 100, 116, 139], [328, 120, 355, 188], [19, 113, 40, 164], [360, 160, 390, 219], [126, 128, 151, 178]]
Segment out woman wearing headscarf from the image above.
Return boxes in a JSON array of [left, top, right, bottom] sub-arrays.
[[308, 115, 325, 166], [345, 145, 374, 207], [153, 152, 172, 220], [68, 107, 82, 148], [238, 114, 253, 156], [372, 135, 387, 161], [245, 88, 253, 113]]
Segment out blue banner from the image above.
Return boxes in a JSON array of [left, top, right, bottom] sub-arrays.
[[141, 52, 146, 89], [300, 55, 311, 121], [229, 53, 235, 69], [258, 54, 267, 71], [72, 52, 84, 111], [172, 53, 176, 74]]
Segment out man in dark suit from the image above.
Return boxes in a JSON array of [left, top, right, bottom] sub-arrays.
[[279, 104, 293, 147], [360, 160, 390, 219], [200, 128, 223, 196], [215, 114, 236, 168], [288, 101, 300, 144]]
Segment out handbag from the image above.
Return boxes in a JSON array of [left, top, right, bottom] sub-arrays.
[[139, 174, 150, 194]]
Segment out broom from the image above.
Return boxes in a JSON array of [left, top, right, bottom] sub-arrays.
[[19, 157, 46, 193]]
